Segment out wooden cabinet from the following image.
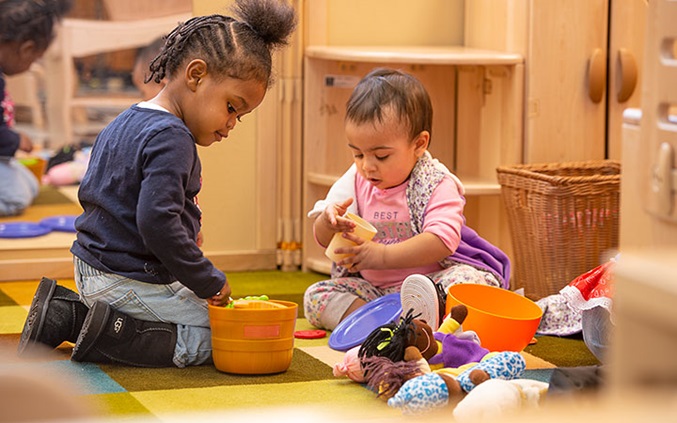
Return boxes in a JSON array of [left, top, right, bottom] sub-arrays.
[[465, 0, 647, 163], [302, 46, 524, 274]]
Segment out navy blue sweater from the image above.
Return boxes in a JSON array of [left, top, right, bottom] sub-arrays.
[[71, 105, 225, 299]]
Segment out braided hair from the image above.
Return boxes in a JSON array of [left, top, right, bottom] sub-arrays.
[[0, 0, 73, 50], [147, 0, 297, 88], [358, 309, 421, 363]]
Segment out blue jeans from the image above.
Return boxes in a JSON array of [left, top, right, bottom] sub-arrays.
[[0, 158, 39, 216], [581, 306, 612, 363], [73, 256, 212, 367]]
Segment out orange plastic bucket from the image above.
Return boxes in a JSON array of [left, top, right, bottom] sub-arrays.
[[208, 300, 298, 374], [18, 157, 46, 185], [445, 284, 542, 352]]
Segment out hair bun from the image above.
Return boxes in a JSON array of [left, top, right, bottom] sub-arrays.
[[231, 0, 297, 49]]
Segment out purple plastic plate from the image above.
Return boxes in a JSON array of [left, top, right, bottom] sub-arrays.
[[0, 222, 52, 238], [328, 293, 402, 351], [39, 215, 77, 233]]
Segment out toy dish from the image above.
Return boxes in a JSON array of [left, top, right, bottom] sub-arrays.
[[329, 293, 402, 351], [39, 215, 78, 233], [0, 222, 52, 238]]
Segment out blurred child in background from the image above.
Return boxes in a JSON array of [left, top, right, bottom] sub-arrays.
[[0, 0, 73, 215]]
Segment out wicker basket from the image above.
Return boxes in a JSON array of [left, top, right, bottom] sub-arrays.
[[496, 160, 620, 300]]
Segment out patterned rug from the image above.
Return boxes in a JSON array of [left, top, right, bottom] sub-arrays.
[[0, 273, 599, 421]]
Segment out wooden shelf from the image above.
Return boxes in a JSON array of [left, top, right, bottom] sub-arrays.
[[305, 46, 523, 66], [307, 172, 500, 195], [306, 172, 339, 187]]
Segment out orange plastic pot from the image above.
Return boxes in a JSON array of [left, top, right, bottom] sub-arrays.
[[209, 300, 298, 374], [445, 284, 542, 352]]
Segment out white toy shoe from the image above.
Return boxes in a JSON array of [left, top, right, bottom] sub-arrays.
[[400, 274, 446, 331]]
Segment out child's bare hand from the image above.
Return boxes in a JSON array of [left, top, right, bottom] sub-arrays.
[[335, 232, 387, 272], [208, 282, 232, 307], [321, 198, 355, 232], [18, 133, 34, 153]]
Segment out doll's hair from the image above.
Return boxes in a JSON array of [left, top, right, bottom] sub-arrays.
[[345, 67, 433, 144], [362, 355, 424, 399], [0, 0, 73, 50], [358, 309, 421, 363], [147, 0, 297, 88]]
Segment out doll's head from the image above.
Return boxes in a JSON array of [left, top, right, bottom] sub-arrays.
[[409, 318, 438, 361], [358, 309, 439, 364], [332, 346, 366, 383]]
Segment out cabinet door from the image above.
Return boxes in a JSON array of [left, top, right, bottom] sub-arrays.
[[526, 0, 608, 163], [607, 0, 646, 160]]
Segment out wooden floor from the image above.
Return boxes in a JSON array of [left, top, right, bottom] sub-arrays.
[[0, 186, 81, 282]]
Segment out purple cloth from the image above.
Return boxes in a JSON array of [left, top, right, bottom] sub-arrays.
[[428, 331, 489, 369], [452, 225, 512, 289]]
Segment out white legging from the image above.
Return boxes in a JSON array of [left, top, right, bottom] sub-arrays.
[[303, 263, 500, 330]]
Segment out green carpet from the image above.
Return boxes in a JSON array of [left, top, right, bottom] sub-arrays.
[[526, 333, 601, 367], [228, 270, 327, 318], [99, 348, 334, 391], [0, 272, 601, 420], [31, 185, 75, 206]]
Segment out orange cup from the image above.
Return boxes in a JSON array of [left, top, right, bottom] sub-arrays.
[[18, 157, 46, 185], [325, 212, 377, 263]]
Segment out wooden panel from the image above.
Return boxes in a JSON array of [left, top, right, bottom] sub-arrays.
[[525, 0, 608, 163], [607, 0, 647, 160], [325, 0, 463, 46], [305, 46, 523, 65], [619, 114, 677, 248], [464, 0, 529, 55]]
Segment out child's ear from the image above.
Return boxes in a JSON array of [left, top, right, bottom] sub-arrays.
[[185, 59, 208, 91], [414, 131, 430, 157], [17, 40, 38, 60]]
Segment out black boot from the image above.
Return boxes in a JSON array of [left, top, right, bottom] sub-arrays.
[[18, 277, 89, 356], [71, 301, 177, 367]]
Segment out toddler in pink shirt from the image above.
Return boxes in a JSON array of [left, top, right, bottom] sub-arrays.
[[305, 68, 510, 331]]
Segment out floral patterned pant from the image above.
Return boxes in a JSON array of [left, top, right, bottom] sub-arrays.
[[303, 263, 499, 330]]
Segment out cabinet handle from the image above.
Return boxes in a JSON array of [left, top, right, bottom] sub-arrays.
[[617, 48, 638, 103], [588, 48, 606, 103]]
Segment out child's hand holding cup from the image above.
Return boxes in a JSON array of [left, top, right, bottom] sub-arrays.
[[325, 212, 377, 263]]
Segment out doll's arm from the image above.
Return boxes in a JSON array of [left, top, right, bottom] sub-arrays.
[[387, 371, 464, 414], [436, 304, 468, 334], [456, 351, 526, 393], [404, 345, 431, 374]]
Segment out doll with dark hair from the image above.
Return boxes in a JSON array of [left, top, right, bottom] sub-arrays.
[[359, 305, 489, 370], [358, 306, 527, 412]]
